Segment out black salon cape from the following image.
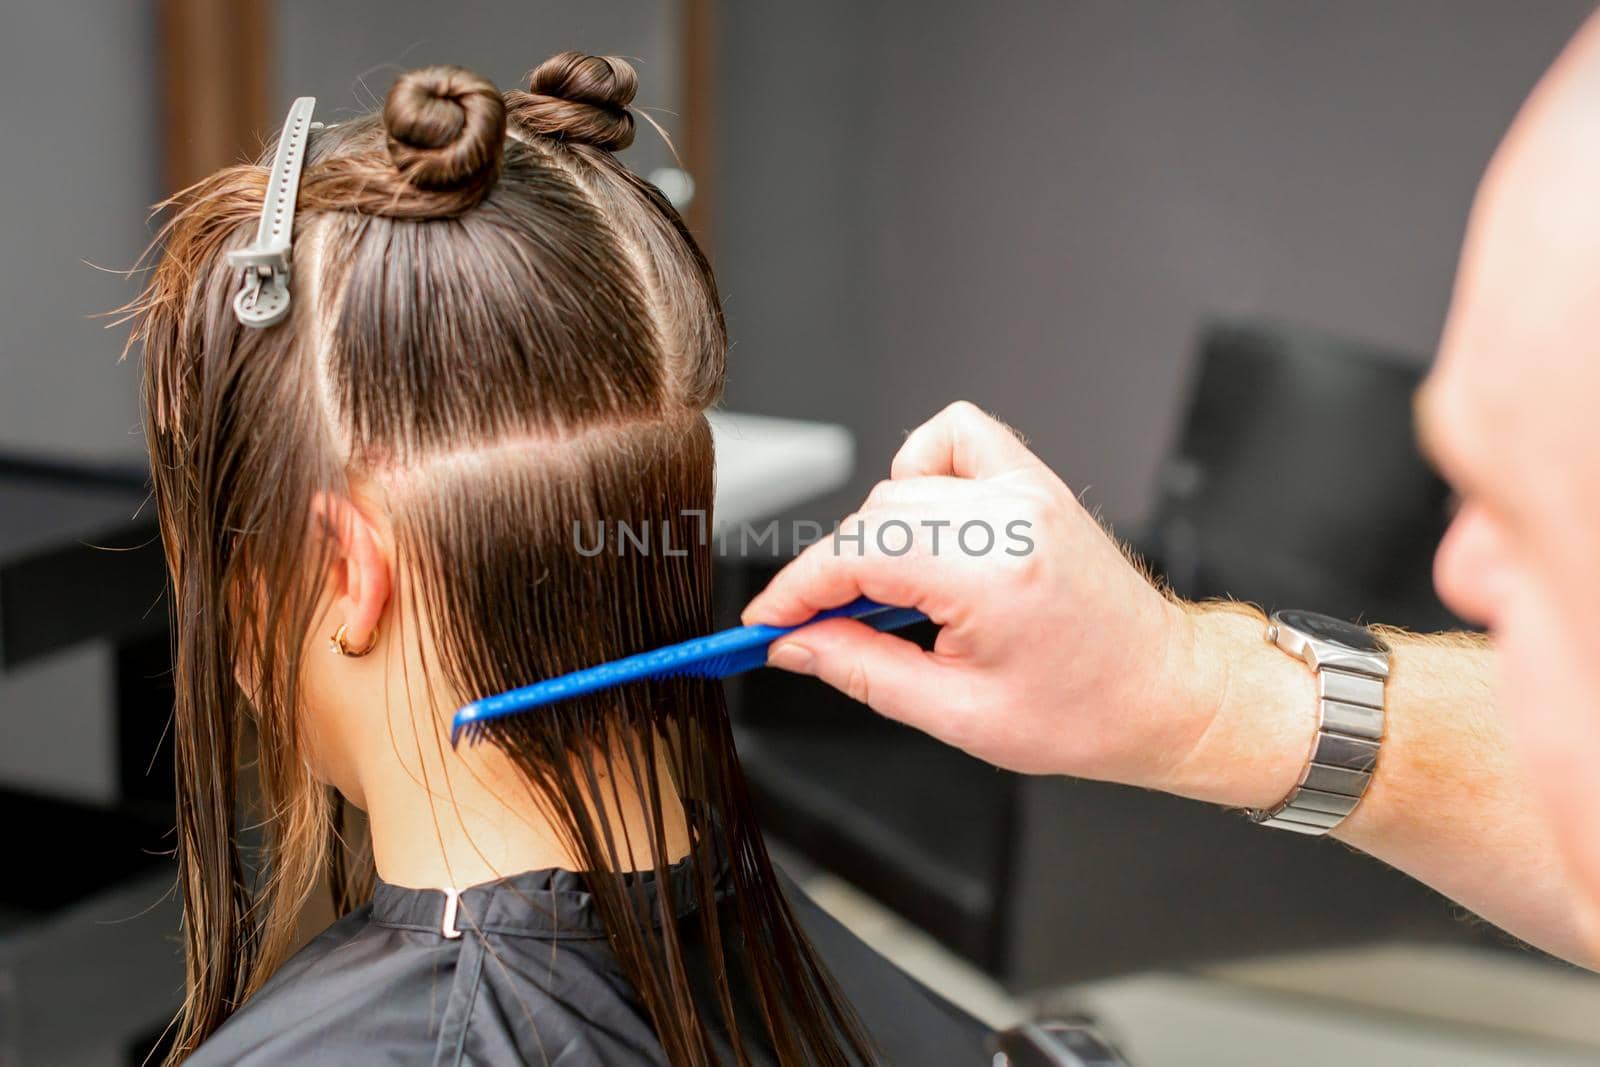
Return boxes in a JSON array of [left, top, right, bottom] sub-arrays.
[[186, 862, 988, 1065]]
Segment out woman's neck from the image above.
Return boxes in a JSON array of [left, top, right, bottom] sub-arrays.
[[356, 734, 693, 891]]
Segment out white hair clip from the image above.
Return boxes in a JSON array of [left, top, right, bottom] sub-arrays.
[[227, 97, 318, 328]]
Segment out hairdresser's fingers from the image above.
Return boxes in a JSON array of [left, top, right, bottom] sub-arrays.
[[890, 401, 1042, 481], [740, 505, 993, 627], [766, 618, 967, 733], [743, 476, 1049, 627], [741, 521, 928, 627], [859, 475, 991, 513]]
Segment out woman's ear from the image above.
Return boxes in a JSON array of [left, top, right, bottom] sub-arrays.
[[310, 490, 392, 655]]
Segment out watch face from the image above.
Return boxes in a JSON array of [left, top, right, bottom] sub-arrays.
[[1274, 609, 1386, 653]]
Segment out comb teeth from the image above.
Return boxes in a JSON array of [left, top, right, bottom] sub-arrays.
[[450, 661, 721, 748], [447, 598, 929, 747]]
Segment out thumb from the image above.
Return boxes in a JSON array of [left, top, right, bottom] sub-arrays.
[[766, 617, 952, 732]]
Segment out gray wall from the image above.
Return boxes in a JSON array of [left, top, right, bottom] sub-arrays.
[[716, 0, 1596, 526], [0, 2, 161, 462], [275, 0, 681, 179]]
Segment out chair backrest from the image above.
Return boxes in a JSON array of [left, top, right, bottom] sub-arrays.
[[1147, 318, 1459, 631]]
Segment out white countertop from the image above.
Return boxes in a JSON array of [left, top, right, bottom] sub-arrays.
[[709, 411, 856, 527]]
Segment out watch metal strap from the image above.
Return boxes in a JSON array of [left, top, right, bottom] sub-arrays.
[[1249, 660, 1385, 835]]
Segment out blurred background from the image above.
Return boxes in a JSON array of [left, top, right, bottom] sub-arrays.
[[4, 2, 1600, 1064]]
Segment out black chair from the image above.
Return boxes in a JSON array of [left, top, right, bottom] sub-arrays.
[[1142, 318, 1459, 631]]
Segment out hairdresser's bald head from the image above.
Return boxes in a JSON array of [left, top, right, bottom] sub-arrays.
[[1423, 12, 1600, 946]]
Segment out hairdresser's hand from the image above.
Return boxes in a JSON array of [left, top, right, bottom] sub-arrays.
[[742, 402, 1313, 807]]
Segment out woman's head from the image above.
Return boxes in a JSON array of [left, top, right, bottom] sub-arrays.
[[130, 55, 869, 1064]]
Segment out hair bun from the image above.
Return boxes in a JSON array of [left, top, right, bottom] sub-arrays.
[[384, 65, 506, 194], [509, 52, 637, 151]]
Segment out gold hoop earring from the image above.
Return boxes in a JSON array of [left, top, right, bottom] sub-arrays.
[[329, 623, 379, 657]]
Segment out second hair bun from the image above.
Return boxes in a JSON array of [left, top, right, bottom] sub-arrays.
[[509, 52, 638, 151]]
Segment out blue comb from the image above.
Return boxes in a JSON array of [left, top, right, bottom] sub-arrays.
[[451, 597, 928, 746]]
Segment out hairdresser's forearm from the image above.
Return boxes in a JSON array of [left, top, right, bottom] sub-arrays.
[[1337, 633, 1595, 966], [1161, 607, 1596, 966]]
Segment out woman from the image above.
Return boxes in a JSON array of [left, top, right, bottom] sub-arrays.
[[128, 52, 984, 1065]]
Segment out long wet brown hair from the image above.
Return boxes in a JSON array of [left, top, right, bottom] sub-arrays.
[[126, 54, 874, 1065]]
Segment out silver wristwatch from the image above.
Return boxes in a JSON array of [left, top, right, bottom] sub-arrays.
[[1248, 609, 1391, 835]]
